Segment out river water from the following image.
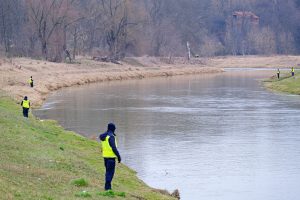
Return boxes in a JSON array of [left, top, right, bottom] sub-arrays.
[[35, 69, 300, 200]]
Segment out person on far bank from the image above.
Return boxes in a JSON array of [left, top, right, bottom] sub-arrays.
[[21, 96, 30, 118], [99, 123, 121, 191], [277, 69, 280, 79], [29, 76, 33, 87], [291, 67, 295, 77]]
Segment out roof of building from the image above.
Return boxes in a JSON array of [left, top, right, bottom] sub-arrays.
[[233, 11, 259, 21]]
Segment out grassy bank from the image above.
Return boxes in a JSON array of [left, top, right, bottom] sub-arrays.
[[0, 96, 176, 200], [264, 71, 300, 95]]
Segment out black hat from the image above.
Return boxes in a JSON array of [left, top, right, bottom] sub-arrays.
[[107, 123, 116, 132]]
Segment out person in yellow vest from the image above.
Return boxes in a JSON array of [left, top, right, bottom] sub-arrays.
[[277, 69, 280, 79], [291, 67, 295, 76], [21, 96, 30, 118], [28, 76, 33, 87], [99, 123, 121, 190]]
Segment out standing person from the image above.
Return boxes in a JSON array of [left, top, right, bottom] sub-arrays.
[[21, 96, 30, 118], [99, 123, 121, 191], [277, 69, 280, 79], [291, 67, 295, 77], [28, 76, 34, 87]]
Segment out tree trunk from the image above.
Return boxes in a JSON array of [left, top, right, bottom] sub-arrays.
[[42, 41, 48, 60], [72, 27, 78, 60], [63, 25, 67, 52]]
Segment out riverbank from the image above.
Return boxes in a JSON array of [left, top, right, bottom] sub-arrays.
[[1, 55, 299, 199], [2, 55, 300, 108], [0, 56, 223, 108], [0, 95, 177, 200], [264, 70, 300, 95]]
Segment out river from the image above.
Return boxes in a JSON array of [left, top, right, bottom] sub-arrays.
[[34, 69, 300, 200]]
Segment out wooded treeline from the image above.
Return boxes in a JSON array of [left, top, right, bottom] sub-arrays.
[[1, 0, 300, 61]]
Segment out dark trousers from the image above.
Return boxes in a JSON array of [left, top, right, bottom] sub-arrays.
[[23, 108, 29, 118], [292, 72, 295, 76], [104, 158, 116, 190], [30, 82, 33, 87], [277, 73, 280, 79]]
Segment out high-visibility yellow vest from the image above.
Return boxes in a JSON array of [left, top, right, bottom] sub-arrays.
[[101, 135, 117, 158], [292, 68, 295, 72], [22, 100, 30, 108], [28, 79, 33, 84]]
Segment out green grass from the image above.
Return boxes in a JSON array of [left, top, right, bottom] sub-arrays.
[[0, 95, 176, 200], [97, 190, 126, 197], [263, 71, 300, 95], [71, 178, 89, 187], [75, 191, 92, 198]]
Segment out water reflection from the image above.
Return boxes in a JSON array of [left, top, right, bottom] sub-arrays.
[[35, 70, 300, 200]]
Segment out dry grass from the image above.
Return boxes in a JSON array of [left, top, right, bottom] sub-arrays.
[[0, 56, 223, 107], [206, 55, 300, 68], [1, 55, 300, 108]]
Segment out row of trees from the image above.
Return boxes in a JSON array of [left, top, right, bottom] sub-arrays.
[[1, 0, 300, 61]]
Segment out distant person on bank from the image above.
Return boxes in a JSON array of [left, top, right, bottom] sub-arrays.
[[99, 123, 121, 191], [29, 76, 33, 87], [21, 96, 30, 118], [291, 67, 295, 76], [277, 69, 280, 79]]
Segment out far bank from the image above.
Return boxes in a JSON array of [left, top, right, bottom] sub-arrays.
[[0, 56, 223, 107], [263, 70, 300, 95], [2, 55, 300, 107]]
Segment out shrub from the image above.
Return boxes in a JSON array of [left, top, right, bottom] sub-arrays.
[[71, 178, 88, 187]]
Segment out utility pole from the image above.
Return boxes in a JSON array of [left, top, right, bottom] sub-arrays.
[[186, 41, 191, 61]]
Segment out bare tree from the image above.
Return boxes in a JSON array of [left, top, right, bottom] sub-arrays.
[[2, 0, 300, 59], [0, 0, 25, 56], [148, 0, 165, 56], [0, 0, 12, 54], [98, 0, 131, 60], [27, 0, 75, 60]]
